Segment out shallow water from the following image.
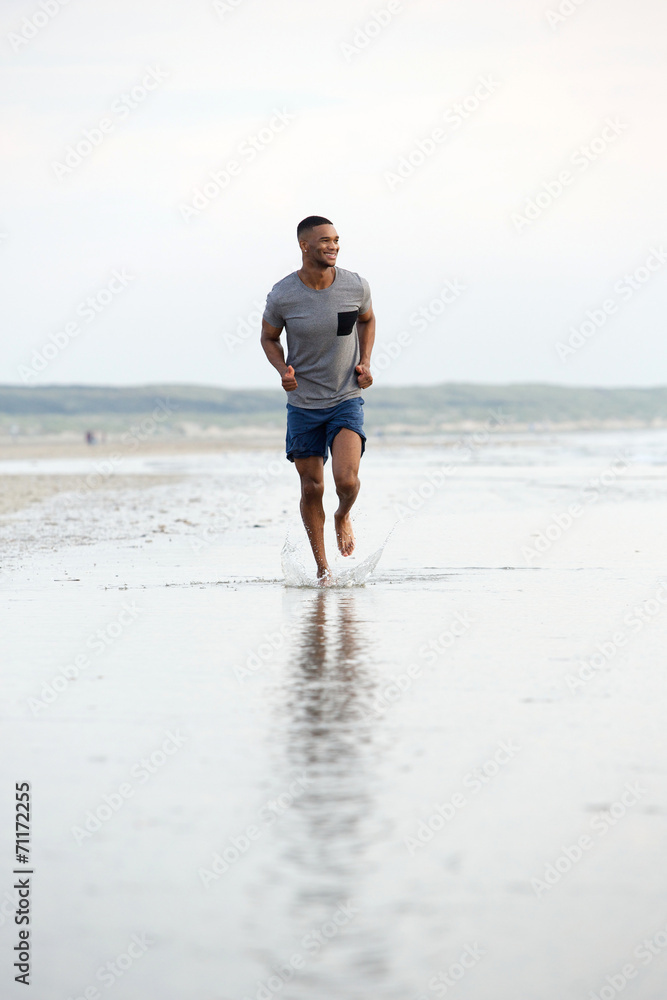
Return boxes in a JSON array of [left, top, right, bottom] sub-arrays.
[[2, 430, 667, 999]]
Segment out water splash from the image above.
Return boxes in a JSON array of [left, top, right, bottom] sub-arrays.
[[281, 532, 388, 589]]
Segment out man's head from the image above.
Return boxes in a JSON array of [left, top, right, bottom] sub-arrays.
[[297, 216, 339, 268]]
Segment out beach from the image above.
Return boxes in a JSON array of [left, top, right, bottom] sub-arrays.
[[2, 428, 667, 999]]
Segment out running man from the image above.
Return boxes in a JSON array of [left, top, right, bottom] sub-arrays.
[[261, 216, 375, 583]]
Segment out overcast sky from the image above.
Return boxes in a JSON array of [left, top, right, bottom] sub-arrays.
[[2, 0, 667, 389]]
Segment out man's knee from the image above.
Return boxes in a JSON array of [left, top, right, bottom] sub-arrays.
[[335, 472, 359, 498], [300, 475, 324, 502]]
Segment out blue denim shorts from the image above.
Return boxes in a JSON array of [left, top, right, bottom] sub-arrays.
[[286, 397, 366, 464]]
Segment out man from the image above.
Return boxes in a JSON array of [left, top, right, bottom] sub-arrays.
[[260, 216, 375, 583]]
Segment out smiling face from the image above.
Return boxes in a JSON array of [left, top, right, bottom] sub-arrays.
[[300, 224, 339, 269]]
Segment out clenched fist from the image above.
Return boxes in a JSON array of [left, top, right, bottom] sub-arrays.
[[282, 365, 298, 392], [355, 364, 373, 389]]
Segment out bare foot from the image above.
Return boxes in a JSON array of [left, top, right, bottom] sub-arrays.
[[334, 512, 355, 557], [317, 565, 332, 587]]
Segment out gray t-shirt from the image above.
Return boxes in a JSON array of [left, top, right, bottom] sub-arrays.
[[263, 267, 372, 409]]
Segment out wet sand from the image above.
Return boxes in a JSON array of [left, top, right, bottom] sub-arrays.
[[2, 429, 667, 999], [0, 473, 183, 517]]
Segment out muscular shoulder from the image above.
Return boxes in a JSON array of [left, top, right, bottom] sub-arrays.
[[335, 267, 368, 290], [267, 271, 300, 299], [336, 268, 371, 311]]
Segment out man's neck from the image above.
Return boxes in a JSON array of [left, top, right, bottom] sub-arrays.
[[297, 261, 336, 290]]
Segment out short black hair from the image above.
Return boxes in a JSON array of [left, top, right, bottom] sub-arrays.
[[297, 215, 333, 240]]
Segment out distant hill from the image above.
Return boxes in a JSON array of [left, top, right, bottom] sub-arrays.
[[0, 383, 666, 434]]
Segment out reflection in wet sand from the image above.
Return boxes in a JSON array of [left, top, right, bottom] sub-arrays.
[[247, 590, 407, 1000]]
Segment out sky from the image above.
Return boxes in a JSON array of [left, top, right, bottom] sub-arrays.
[[2, 0, 667, 389]]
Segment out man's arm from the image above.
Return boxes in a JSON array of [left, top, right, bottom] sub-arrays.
[[260, 317, 297, 392], [355, 305, 375, 389]]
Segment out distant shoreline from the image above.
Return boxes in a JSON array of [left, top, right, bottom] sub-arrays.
[[1, 418, 667, 463], [1, 382, 666, 439]]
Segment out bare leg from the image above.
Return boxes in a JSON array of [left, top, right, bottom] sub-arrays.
[[331, 428, 362, 557], [294, 456, 330, 582]]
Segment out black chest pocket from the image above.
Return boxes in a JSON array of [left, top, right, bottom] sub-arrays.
[[337, 310, 359, 336]]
